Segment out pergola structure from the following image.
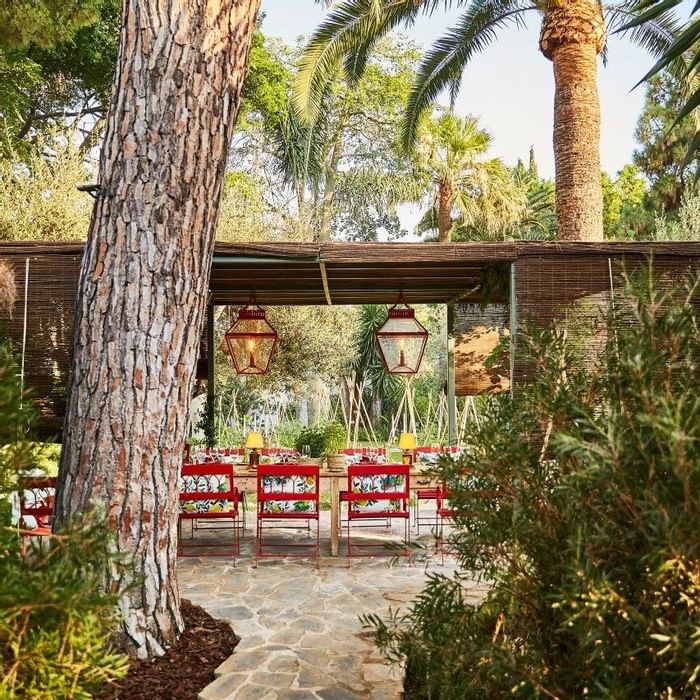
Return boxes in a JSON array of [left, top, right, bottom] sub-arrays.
[[1, 239, 699, 440]]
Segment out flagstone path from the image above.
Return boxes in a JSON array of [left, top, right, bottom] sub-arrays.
[[178, 514, 487, 699]]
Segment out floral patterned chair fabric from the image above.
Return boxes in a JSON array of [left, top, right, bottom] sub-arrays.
[[179, 470, 237, 514], [349, 472, 406, 513], [256, 464, 320, 561], [259, 473, 317, 513], [345, 464, 411, 562], [346, 465, 410, 517], [177, 463, 240, 558]]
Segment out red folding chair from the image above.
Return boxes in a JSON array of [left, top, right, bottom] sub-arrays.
[[436, 483, 501, 563], [18, 476, 56, 556], [256, 464, 320, 563], [412, 446, 445, 533], [178, 463, 240, 559], [345, 464, 410, 564], [197, 449, 248, 528]]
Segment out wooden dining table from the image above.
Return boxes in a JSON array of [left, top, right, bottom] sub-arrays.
[[233, 464, 438, 557]]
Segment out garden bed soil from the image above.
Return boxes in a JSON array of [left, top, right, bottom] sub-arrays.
[[99, 599, 239, 699]]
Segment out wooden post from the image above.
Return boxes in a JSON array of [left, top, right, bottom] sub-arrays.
[[207, 301, 215, 443], [510, 262, 517, 396], [447, 304, 457, 446]]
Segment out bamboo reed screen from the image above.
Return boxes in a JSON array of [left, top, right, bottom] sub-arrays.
[[513, 253, 700, 383]]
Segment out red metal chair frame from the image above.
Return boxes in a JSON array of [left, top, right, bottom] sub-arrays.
[[345, 464, 410, 563], [412, 447, 464, 532], [18, 476, 56, 556], [256, 464, 320, 563], [178, 463, 240, 559], [194, 449, 249, 530], [436, 484, 502, 563], [412, 447, 445, 533]]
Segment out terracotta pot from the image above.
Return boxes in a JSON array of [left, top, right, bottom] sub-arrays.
[[327, 454, 346, 471]]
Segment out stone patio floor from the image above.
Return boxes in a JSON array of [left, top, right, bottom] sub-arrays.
[[178, 511, 487, 700]]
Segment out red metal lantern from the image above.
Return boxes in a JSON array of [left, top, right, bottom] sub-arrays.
[[224, 296, 277, 375], [375, 295, 428, 374]]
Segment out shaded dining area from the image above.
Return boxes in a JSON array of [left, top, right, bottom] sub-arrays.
[[5, 239, 700, 568], [177, 444, 461, 564]]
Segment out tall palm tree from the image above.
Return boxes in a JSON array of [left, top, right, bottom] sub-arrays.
[[296, 0, 678, 241], [415, 112, 526, 240]]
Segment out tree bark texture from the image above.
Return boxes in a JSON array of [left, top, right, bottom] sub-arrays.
[[53, 0, 260, 659], [438, 179, 453, 242], [540, 1, 606, 241]]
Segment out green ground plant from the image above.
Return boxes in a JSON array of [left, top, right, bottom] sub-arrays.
[[0, 340, 128, 698], [363, 265, 700, 699]]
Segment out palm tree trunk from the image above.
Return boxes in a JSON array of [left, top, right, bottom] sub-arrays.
[[53, 0, 261, 659], [540, 1, 606, 241], [438, 180, 453, 242]]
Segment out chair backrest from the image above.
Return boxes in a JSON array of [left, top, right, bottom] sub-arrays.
[[19, 476, 56, 528], [179, 463, 238, 515], [257, 464, 319, 514], [346, 464, 410, 514]]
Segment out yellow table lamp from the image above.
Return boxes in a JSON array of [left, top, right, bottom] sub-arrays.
[[245, 431, 264, 467], [398, 432, 416, 465]]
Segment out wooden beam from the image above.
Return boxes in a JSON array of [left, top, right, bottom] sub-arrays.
[[319, 260, 333, 305]]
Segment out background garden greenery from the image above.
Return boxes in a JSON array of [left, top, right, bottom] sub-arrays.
[[364, 267, 700, 698], [0, 341, 127, 698]]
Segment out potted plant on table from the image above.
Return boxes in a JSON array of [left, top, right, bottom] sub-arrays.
[[294, 421, 348, 469], [323, 421, 347, 471]]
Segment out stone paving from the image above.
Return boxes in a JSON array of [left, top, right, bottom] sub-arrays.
[[178, 512, 487, 700]]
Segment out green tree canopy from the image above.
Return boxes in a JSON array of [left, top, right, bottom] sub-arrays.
[[634, 70, 700, 213]]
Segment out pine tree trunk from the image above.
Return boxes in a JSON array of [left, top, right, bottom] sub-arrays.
[[540, 1, 606, 241], [53, 0, 261, 659], [438, 180, 453, 242]]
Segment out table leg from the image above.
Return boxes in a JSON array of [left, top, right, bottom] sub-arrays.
[[330, 475, 339, 557]]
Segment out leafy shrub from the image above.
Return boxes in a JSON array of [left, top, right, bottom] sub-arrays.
[[0, 340, 127, 698], [295, 420, 347, 458], [295, 424, 327, 458], [271, 420, 304, 448], [364, 266, 700, 698]]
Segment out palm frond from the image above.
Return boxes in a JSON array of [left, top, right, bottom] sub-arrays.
[[294, 0, 422, 123], [414, 205, 440, 236], [335, 166, 426, 209], [637, 16, 700, 83], [272, 97, 333, 195], [614, 0, 683, 32], [606, 3, 681, 62], [400, 0, 535, 153]]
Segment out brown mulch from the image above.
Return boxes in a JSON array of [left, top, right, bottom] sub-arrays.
[[99, 599, 239, 699]]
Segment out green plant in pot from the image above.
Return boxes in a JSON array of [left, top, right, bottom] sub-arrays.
[[295, 425, 326, 463], [295, 421, 347, 467], [323, 420, 347, 470]]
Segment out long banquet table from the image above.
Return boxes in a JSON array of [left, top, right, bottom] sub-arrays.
[[233, 465, 438, 557]]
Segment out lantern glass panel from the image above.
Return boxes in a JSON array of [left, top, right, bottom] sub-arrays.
[[376, 314, 428, 374], [225, 315, 277, 376]]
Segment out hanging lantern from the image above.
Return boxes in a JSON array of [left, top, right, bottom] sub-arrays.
[[224, 296, 277, 375], [375, 294, 428, 374]]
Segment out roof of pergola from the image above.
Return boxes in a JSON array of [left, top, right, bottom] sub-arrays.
[[5, 239, 699, 307], [209, 241, 516, 305]]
